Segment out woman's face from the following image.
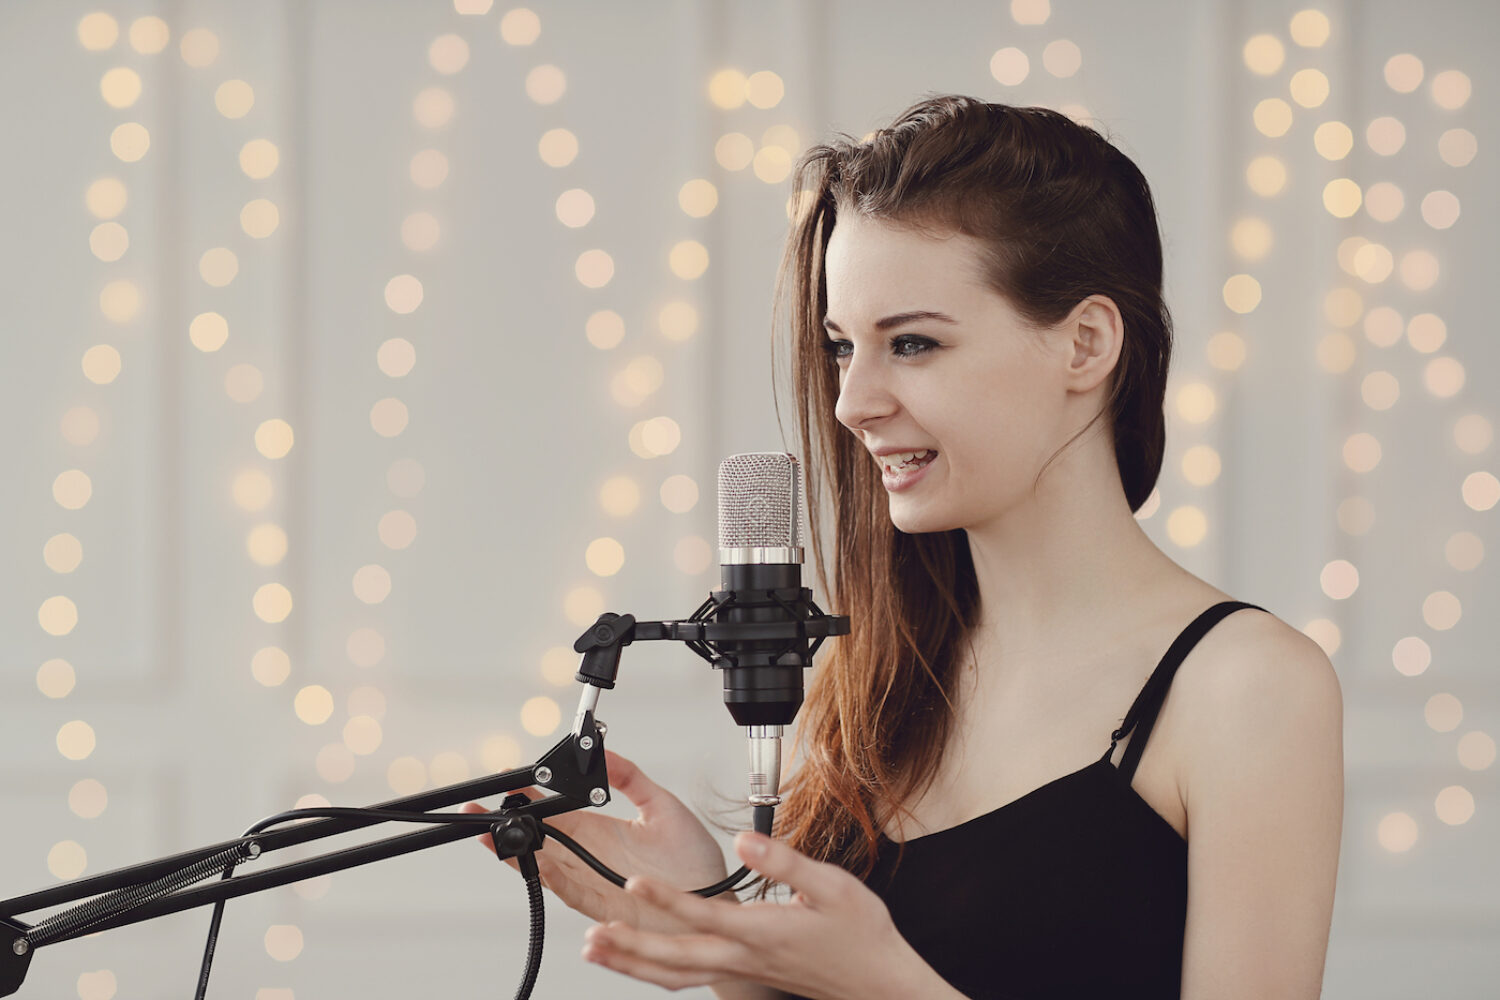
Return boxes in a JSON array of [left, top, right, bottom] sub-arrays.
[[823, 213, 1077, 535]]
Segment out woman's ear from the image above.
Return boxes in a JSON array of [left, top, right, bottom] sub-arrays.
[[1064, 295, 1125, 394]]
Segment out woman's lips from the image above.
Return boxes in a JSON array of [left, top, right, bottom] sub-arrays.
[[880, 451, 937, 492]]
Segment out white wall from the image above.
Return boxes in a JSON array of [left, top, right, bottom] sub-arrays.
[[0, 0, 1494, 997]]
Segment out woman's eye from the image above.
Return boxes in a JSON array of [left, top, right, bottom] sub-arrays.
[[820, 339, 852, 361], [891, 335, 935, 357], [819, 335, 937, 363]]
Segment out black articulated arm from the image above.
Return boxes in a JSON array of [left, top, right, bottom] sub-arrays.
[[0, 603, 849, 997]]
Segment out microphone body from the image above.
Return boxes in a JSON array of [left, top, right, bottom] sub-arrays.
[[714, 453, 829, 805], [717, 562, 807, 727]]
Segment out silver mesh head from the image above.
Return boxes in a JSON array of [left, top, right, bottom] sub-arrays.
[[717, 452, 804, 554]]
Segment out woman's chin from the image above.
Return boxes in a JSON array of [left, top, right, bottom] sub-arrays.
[[887, 504, 959, 536]]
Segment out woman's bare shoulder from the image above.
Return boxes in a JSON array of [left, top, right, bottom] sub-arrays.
[[1168, 592, 1341, 739]]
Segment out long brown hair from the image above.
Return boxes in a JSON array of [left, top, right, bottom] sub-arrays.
[[767, 95, 1174, 883]]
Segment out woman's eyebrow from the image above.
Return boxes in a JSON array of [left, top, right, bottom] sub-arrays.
[[822, 310, 959, 334]]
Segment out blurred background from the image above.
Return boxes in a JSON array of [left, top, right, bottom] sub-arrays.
[[0, 0, 1494, 996]]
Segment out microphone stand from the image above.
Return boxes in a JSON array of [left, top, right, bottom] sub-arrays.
[[0, 594, 848, 998]]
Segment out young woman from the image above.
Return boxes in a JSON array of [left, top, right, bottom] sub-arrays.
[[467, 95, 1344, 999]]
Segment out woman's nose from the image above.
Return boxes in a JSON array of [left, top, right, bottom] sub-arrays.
[[833, 354, 898, 431]]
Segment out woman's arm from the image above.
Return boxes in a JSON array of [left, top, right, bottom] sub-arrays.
[[1178, 621, 1344, 999]]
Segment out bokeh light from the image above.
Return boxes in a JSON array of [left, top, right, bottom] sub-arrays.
[[190, 312, 229, 352], [215, 79, 254, 118], [57, 721, 96, 761], [255, 419, 295, 459], [402, 211, 440, 251], [347, 627, 386, 668], [521, 696, 561, 737], [180, 28, 220, 68], [44, 533, 83, 573], [295, 686, 334, 725], [525, 65, 566, 105], [585, 537, 625, 576], [37, 659, 76, 698], [378, 510, 418, 549], [226, 364, 264, 403], [370, 398, 410, 437], [1253, 98, 1293, 138], [48, 841, 87, 879], [715, 133, 755, 171], [538, 128, 578, 167], [1392, 636, 1431, 677], [130, 16, 170, 54], [39, 596, 79, 636], [1384, 53, 1423, 93], [669, 241, 709, 280], [246, 523, 289, 566], [576, 249, 615, 288], [1042, 39, 1082, 78], [233, 469, 274, 511], [413, 87, 455, 128], [69, 779, 108, 819], [1320, 560, 1359, 599], [240, 139, 279, 179], [199, 247, 239, 287], [659, 301, 699, 341], [1425, 693, 1462, 732], [1243, 34, 1285, 75], [78, 12, 119, 50], [746, 70, 785, 108], [111, 122, 150, 161], [1289, 69, 1329, 108], [989, 47, 1029, 86], [429, 34, 470, 75], [353, 564, 393, 604], [1289, 9, 1331, 46], [60, 407, 101, 447], [252, 646, 292, 686], [1366, 117, 1405, 156], [500, 8, 542, 45], [265, 925, 304, 962], [254, 583, 293, 623]]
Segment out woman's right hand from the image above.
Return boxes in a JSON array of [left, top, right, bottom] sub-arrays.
[[461, 748, 737, 933]]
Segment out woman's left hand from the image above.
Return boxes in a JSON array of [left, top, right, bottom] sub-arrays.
[[579, 830, 949, 999]]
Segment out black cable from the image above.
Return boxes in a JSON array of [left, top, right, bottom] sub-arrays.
[[193, 866, 236, 1000], [169, 799, 777, 996]]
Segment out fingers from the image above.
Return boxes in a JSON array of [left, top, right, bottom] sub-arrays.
[[622, 875, 748, 937], [583, 921, 745, 987], [732, 832, 851, 909], [600, 749, 672, 813], [582, 937, 723, 992]]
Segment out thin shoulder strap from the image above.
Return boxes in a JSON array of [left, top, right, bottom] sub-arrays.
[[1105, 600, 1269, 783]]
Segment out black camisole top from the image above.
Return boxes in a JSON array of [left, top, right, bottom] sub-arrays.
[[782, 600, 1267, 1000]]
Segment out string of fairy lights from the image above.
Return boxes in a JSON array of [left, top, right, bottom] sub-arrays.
[[270, 0, 727, 927], [1233, 13, 1494, 849], [992, 0, 1496, 852], [29, 2, 1493, 992]]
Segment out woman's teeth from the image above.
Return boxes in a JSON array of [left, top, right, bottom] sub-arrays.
[[883, 449, 936, 473]]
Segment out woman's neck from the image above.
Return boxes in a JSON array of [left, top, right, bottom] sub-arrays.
[[961, 449, 1179, 672]]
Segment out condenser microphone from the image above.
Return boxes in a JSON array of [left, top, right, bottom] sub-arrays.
[[715, 452, 817, 806]]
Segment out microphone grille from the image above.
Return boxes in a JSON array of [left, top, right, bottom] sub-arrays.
[[717, 453, 803, 550]]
